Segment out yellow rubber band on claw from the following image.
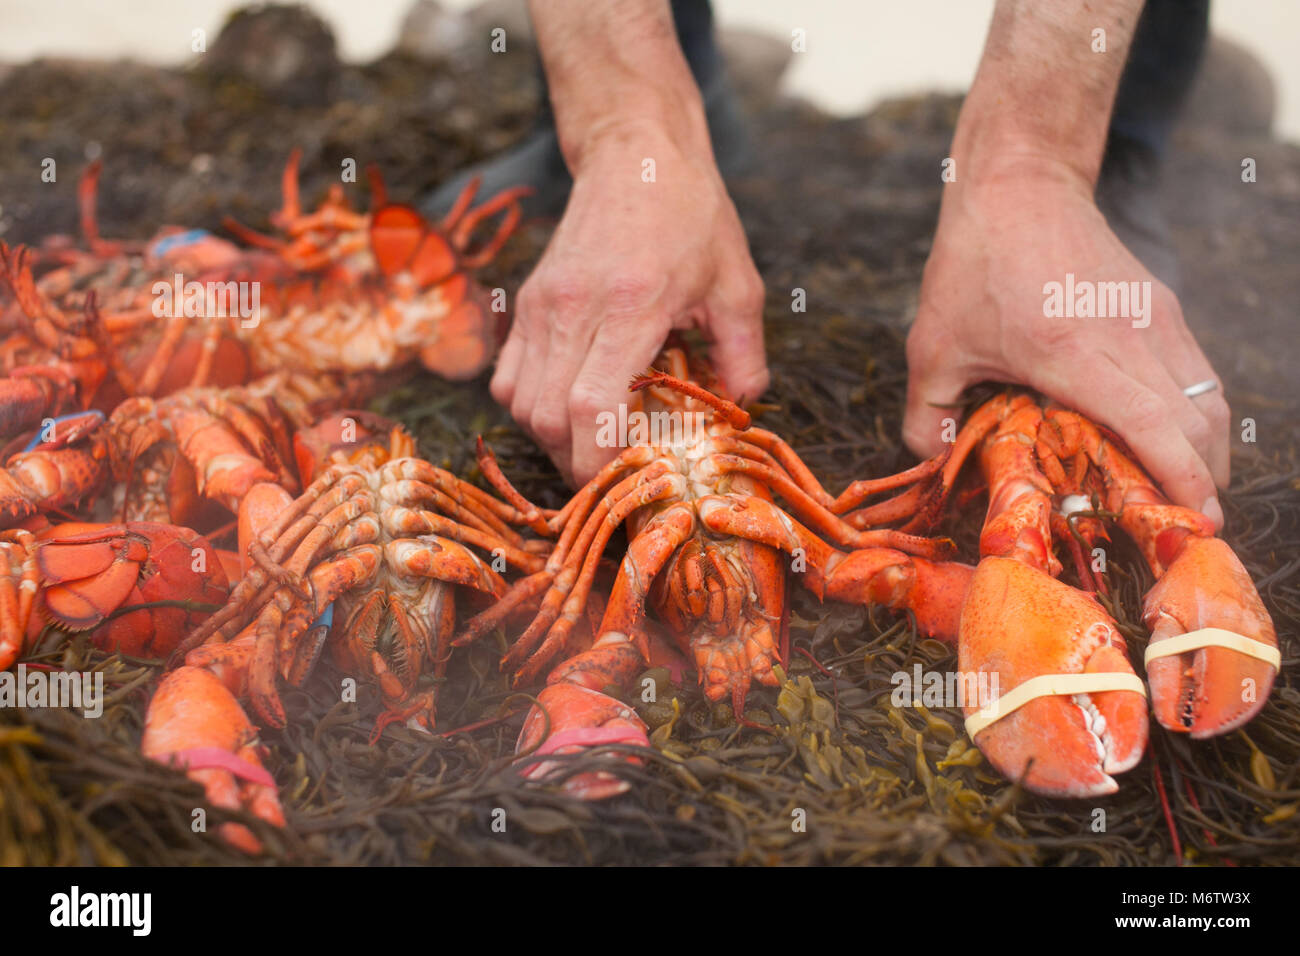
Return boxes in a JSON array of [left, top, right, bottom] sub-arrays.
[[1143, 627, 1281, 672], [963, 672, 1148, 741]]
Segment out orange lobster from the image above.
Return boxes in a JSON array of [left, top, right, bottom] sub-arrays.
[[0, 519, 228, 671], [4, 152, 529, 432], [221, 149, 531, 381], [2, 161, 253, 409], [0, 244, 111, 438], [462, 348, 973, 797], [142, 415, 549, 850], [924, 394, 1279, 797], [103, 371, 371, 528], [0, 411, 109, 529]]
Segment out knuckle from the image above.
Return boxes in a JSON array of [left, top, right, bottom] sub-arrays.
[[1182, 413, 1212, 452], [510, 395, 535, 432], [1203, 395, 1230, 430], [1033, 319, 1082, 355], [514, 285, 544, 329], [489, 372, 513, 406], [1153, 285, 1182, 316], [1121, 389, 1168, 435], [604, 272, 659, 312], [542, 276, 593, 314], [568, 383, 606, 421], [529, 406, 568, 446]]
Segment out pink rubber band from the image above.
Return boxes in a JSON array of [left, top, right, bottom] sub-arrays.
[[155, 747, 276, 788], [535, 726, 649, 756]]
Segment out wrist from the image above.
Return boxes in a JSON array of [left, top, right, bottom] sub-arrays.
[[948, 0, 1143, 189], [559, 91, 713, 178], [950, 125, 1099, 199]]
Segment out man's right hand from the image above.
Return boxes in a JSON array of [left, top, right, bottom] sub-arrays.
[[491, 120, 766, 486], [492, 2, 767, 487]]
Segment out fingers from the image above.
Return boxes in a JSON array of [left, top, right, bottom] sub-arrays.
[[502, 281, 550, 452], [702, 263, 769, 402], [1140, 293, 1231, 487], [1033, 356, 1223, 529], [507, 268, 671, 483], [1111, 341, 1228, 503], [903, 316, 976, 458], [1187, 383, 1231, 491], [568, 317, 669, 486], [489, 328, 526, 408], [528, 311, 595, 469]]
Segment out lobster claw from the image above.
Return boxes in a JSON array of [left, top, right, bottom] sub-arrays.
[[143, 666, 285, 854], [369, 205, 455, 285], [36, 528, 149, 630], [1143, 536, 1279, 738], [517, 683, 649, 800], [960, 557, 1148, 797]]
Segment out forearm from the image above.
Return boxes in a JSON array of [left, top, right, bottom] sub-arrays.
[[527, 0, 713, 174], [953, 0, 1144, 186]]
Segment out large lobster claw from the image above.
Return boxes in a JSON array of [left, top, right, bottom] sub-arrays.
[[517, 682, 649, 801], [144, 666, 285, 855], [1143, 535, 1279, 738], [960, 557, 1148, 797]]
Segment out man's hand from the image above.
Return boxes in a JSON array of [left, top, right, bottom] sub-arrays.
[[904, 0, 1229, 526], [492, 121, 766, 486], [904, 163, 1229, 525], [491, 0, 767, 486]]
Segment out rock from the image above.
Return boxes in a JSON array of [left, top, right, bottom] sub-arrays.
[[464, 0, 535, 48], [398, 0, 533, 62], [203, 3, 341, 107], [397, 0, 474, 61], [718, 27, 794, 105], [1183, 35, 1275, 136]]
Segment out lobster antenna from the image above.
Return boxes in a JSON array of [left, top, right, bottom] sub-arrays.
[[628, 370, 751, 430]]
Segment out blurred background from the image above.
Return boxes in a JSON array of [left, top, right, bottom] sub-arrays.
[[1, 0, 1297, 141]]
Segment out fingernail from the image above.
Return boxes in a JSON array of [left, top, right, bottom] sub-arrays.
[[1201, 496, 1224, 529]]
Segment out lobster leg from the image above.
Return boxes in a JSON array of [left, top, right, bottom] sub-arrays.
[[707, 453, 952, 558], [385, 504, 545, 574], [247, 544, 382, 728], [503, 473, 685, 682], [734, 427, 839, 507], [696, 494, 972, 643], [457, 458, 667, 653], [509, 503, 699, 774]]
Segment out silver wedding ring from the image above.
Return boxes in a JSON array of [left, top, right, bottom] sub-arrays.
[[1182, 379, 1219, 399]]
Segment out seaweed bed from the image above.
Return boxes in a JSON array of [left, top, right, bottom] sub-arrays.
[[1, 7, 1298, 865]]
